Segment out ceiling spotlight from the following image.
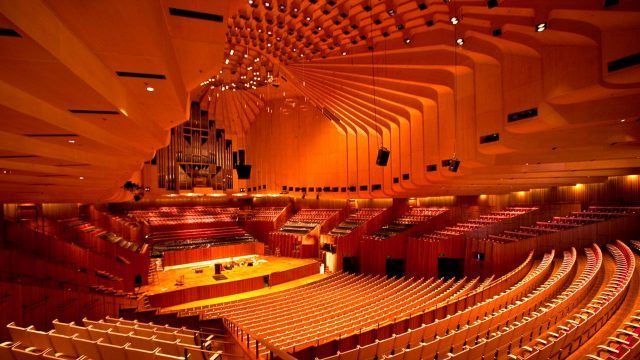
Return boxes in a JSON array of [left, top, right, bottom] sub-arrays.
[[79, 176, 84, 180], [68, 139, 75, 144], [342, 51, 347, 56], [146, 86, 155, 92], [536, 22, 547, 32], [456, 38, 464, 45], [404, 37, 412, 44], [230, 49, 234, 55], [450, 17, 459, 24]]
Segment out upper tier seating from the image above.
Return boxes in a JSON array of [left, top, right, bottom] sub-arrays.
[[417, 207, 538, 241], [245, 207, 286, 222], [147, 226, 256, 257], [276, 209, 341, 235], [127, 207, 239, 232], [488, 207, 640, 243], [369, 208, 448, 240], [328, 208, 385, 236]]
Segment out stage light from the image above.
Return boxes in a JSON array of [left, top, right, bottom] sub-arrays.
[[68, 139, 76, 143], [79, 176, 84, 180], [536, 23, 546, 32], [404, 37, 411, 44], [456, 38, 464, 45], [146, 86, 155, 92], [450, 17, 459, 24]]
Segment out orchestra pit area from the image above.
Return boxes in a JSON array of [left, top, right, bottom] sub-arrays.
[[1, 0, 640, 360]]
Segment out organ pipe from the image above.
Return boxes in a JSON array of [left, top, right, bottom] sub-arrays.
[[155, 102, 234, 192]]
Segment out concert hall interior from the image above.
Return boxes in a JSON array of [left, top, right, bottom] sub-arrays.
[[1, 0, 640, 359]]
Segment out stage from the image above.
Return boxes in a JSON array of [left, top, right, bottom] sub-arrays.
[[142, 256, 322, 308]]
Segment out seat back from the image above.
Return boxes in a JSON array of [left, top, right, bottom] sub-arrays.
[[72, 336, 102, 360], [7, 323, 32, 345], [129, 334, 156, 351], [124, 345, 158, 360], [107, 330, 132, 347], [48, 331, 78, 357], [97, 339, 128, 360], [27, 329, 53, 351]]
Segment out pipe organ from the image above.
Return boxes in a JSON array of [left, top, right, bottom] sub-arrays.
[[156, 102, 234, 192]]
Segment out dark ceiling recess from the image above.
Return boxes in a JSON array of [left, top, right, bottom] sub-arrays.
[[0, 28, 20, 37], [115, 71, 166, 79], [0, 155, 38, 159], [24, 134, 78, 137], [608, 53, 640, 72], [168, 7, 223, 22], [68, 109, 120, 115], [507, 108, 538, 122]]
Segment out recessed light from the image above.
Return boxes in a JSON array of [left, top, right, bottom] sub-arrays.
[[68, 139, 76, 144], [450, 17, 459, 25], [536, 23, 546, 32], [456, 38, 464, 45], [146, 86, 155, 92], [79, 176, 84, 180], [620, 119, 626, 122]]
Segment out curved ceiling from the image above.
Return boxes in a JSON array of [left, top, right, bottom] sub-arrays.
[[0, 0, 639, 202]]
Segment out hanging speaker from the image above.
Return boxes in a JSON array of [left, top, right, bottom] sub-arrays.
[[376, 147, 390, 166], [236, 164, 252, 179], [448, 159, 461, 172]]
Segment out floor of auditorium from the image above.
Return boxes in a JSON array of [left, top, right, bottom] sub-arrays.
[[141, 256, 320, 297], [162, 272, 328, 312]]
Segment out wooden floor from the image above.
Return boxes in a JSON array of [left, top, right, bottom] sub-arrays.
[[141, 256, 319, 296], [162, 273, 328, 312]]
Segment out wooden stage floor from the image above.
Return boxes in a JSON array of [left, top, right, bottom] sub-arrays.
[[141, 256, 319, 298]]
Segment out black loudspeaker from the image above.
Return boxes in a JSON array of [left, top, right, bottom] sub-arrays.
[[214, 263, 222, 275], [449, 159, 461, 172], [236, 164, 252, 179], [376, 147, 390, 166], [232, 151, 238, 168]]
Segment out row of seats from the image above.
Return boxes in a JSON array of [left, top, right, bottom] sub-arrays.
[[245, 207, 286, 222], [127, 207, 239, 226], [418, 207, 538, 242], [488, 207, 639, 243], [206, 272, 480, 356], [317, 248, 561, 360], [368, 208, 448, 240], [276, 209, 341, 235], [328, 208, 384, 236], [148, 227, 256, 256], [1, 317, 216, 360]]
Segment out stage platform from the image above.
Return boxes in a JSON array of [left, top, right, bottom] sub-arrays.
[[142, 256, 321, 308]]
